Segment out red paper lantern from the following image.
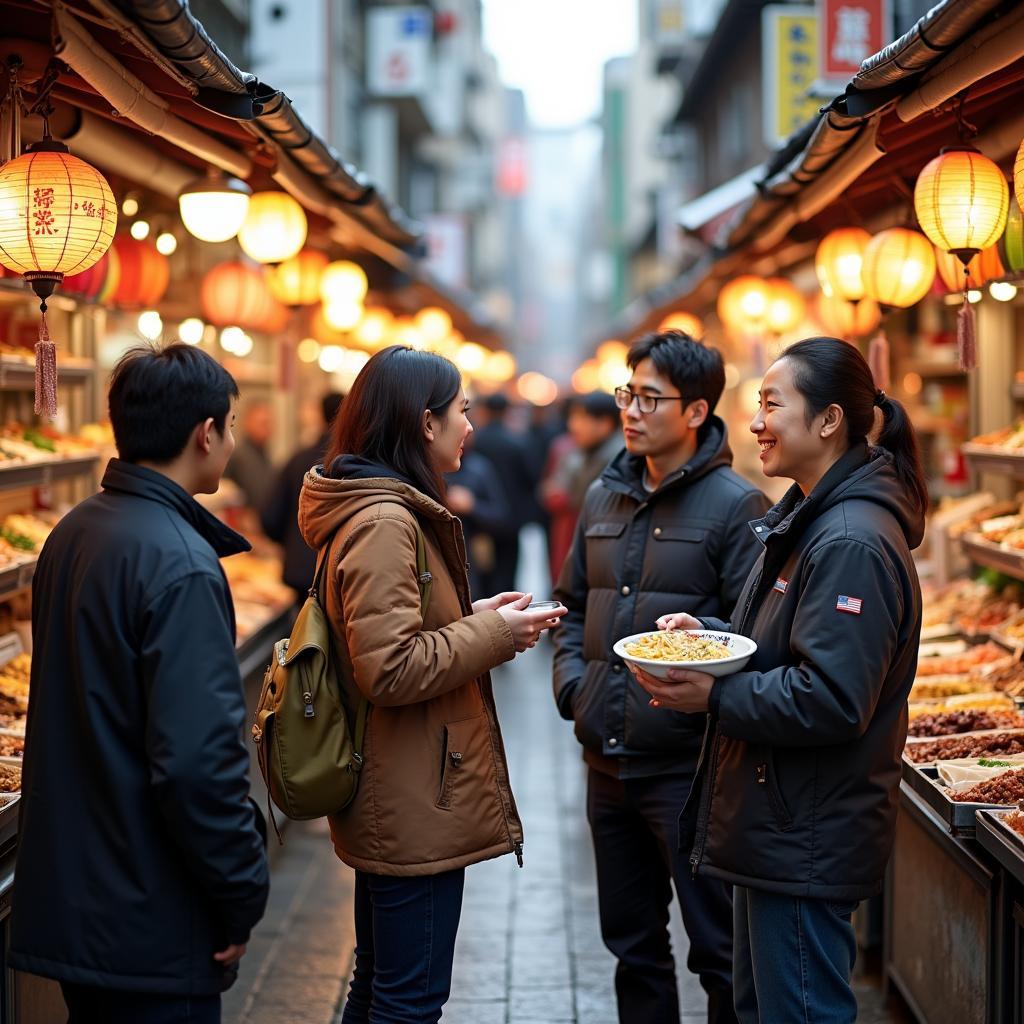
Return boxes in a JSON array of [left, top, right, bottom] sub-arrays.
[[62, 250, 111, 300], [111, 236, 170, 307], [201, 261, 276, 330]]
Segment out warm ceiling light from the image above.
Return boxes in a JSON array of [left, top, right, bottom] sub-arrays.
[[323, 300, 364, 331], [455, 341, 487, 373], [178, 317, 205, 345], [321, 260, 369, 305], [130, 219, 150, 240], [178, 170, 252, 244], [137, 310, 162, 340], [354, 308, 394, 350], [220, 326, 248, 354], [658, 311, 704, 338], [121, 195, 139, 217], [155, 232, 178, 256], [415, 306, 453, 344], [319, 344, 345, 373], [990, 281, 1018, 302], [764, 277, 806, 335], [297, 337, 322, 363], [967, 289, 983, 304]]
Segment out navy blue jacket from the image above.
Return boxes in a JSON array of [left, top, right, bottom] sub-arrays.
[[10, 460, 269, 994]]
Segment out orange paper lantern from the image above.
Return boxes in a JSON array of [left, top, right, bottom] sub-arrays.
[[764, 278, 806, 334], [658, 311, 704, 338], [862, 229, 936, 308], [268, 248, 328, 306], [63, 250, 111, 300], [717, 275, 769, 336], [815, 227, 871, 302], [201, 261, 275, 330], [111, 236, 170, 308], [238, 191, 307, 264], [816, 293, 881, 340], [934, 244, 1005, 293]]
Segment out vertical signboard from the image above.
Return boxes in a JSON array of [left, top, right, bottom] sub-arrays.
[[367, 6, 432, 98], [819, 0, 891, 85], [762, 5, 820, 148], [424, 213, 468, 289]]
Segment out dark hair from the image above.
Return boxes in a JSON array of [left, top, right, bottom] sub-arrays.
[[321, 392, 344, 428], [780, 337, 929, 515], [325, 346, 461, 502], [627, 330, 726, 415], [577, 390, 620, 423], [108, 344, 239, 463], [483, 392, 510, 413]]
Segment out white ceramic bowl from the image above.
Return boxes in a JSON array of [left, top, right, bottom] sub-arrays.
[[613, 629, 758, 680]]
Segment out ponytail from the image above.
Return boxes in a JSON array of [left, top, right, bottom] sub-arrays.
[[875, 392, 929, 517], [781, 337, 929, 516]]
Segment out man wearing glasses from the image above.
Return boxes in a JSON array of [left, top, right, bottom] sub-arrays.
[[552, 330, 769, 1024]]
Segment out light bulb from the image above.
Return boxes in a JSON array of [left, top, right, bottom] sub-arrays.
[[319, 345, 345, 373], [989, 281, 1018, 302], [156, 232, 178, 256], [137, 311, 162, 340], [121, 196, 139, 217], [297, 338, 321, 363], [130, 220, 151, 241], [178, 318, 205, 345], [220, 326, 247, 354], [968, 289, 983, 304], [178, 172, 252, 244]]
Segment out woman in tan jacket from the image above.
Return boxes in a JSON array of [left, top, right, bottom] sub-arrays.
[[299, 345, 564, 1024]]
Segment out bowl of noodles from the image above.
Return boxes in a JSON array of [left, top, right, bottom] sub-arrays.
[[613, 629, 757, 680]]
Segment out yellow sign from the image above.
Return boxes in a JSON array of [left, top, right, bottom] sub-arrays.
[[763, 5, 820, 147]]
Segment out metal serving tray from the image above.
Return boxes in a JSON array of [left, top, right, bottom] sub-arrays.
[[976, 808, 1024, 887], [900, 756, 1009, 837]]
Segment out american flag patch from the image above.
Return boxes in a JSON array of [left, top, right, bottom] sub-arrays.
[[773, 578, 788, 594], [836, 595, 863, 615]]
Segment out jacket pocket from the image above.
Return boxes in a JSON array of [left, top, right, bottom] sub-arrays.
[[436, 716, 483, 811], [755, 750, 793, 832], [652, 526, 705, 543], [585, 522, 626, 539]]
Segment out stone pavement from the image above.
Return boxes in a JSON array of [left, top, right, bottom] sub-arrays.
[[225, 530, 911, 1024]]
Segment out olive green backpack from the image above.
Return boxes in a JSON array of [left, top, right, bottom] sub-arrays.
[[252, 523, 432, 830]]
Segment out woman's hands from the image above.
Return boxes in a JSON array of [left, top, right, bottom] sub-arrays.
[[655, 611, 703, 631], [472, 591, 526, 614], [630, 610, 712, 711], [495, 594, 567, 652]]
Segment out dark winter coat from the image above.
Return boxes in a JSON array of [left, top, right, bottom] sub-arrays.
[[552, 419, 770, 776], [685, 444, 924, 901], [10, 460, 269, 995]]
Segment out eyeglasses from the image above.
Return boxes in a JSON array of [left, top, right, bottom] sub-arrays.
[[614, 387, 693, 415]]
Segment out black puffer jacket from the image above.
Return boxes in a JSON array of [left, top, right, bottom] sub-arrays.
[[552, 419, 770, 776], [685, 445, 924, 900], [10, 461, 269, 994]]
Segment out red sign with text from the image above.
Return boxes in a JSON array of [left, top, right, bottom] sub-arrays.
[[819, 0, 890, 81]]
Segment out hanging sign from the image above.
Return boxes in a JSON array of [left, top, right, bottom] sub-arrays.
[[367, 6, 433, 97], [818, 0, 891, 84], [762, 5, 821, 148]]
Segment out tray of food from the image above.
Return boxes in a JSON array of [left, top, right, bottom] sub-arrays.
[[907, 709, 1024, 738], [613, 630, 757, 680], [976, 808, 1024, 884], [914, 641, 1020, 680], [904, 729, 1024, 765], [901, 757, 1024, 835]]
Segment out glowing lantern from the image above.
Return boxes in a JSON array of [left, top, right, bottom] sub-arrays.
[[816, 293, 881, 340], [392, 317, 426, 349], [323, 301, 364, 332], [237, 191, 308, 264], [178, 170, 251, 243], [934, 244, 1005, 293], [1000, 194, 1024, 274], [268, 248, 328, 306], [201, 262, 276, 330], [764, 278, 806, 334], [862, 229, 936, 308], [658, 311, 703, 338], [320, 260, 368, 305], [915, 150, 1009, 262], [717, 275, 769, 336], [572, 360, 602, 393], [111, 236, 170, 308], [597, 340, 629, 364], [63, 250, 111, 300], [483, 351, 517, 383], [0, 140, 117, 416], [415, 307, 453, 344], [261, 297, 290, 335], [96, 244, 121, 304], [354, 308, 394, 350], [455, 342, 487, 373], [297, 338, 321, 363], [815, 227, 870, 302], [517, 372, 558, 406]]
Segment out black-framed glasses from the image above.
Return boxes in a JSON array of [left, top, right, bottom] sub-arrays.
[[614, 387, 692, 415]]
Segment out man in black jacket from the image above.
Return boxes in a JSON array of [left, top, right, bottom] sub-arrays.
[[10, 345, 269, 1023], [553, 331, 769, 1024]]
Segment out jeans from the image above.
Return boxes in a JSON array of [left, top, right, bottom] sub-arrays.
[[586, 768, 737, 1024], [733, 886, 859, 1024], [61, 984, 220, 1023], [341, 867, 465, 1024]]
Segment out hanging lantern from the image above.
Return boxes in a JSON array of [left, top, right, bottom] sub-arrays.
[[201, 261, 277, 330], [96, 244, 122, 304], [267, 248, 328, 306], [658, 311, 704, 338], [353, 307, 394, 350], [764, 278, 806, 335], [320, 260, 369, 305], [862, 229, 936, 308], [62, 250, 111, 300], [0, 140, 117, 417], [934, 244, 1005, 293], [816, 293, 881, 340], [1000, 194, 1024, 274], [237, 191, 308, 264], [323, 299, 364, 332], [915, 149, 1009, 261], [717, 275, 769, 336], [415, 306, 453, 345], [111, 236, 170, 308], [178, 170, 251, 243], [815, 227, 871, 302], [261, 297, 290, 334]]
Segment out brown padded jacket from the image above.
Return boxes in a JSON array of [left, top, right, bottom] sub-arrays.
[[298, 468, 524, 875]]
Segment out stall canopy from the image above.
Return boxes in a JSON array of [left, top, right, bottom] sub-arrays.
[[620, 0, 1024, 339]]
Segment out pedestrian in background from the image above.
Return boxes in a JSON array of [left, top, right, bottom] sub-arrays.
[[553, 331, 768, 1024], [225, 399, 275, 508], [261, 391, 344, 600], [11, 345, 269, 1023], [298, 345, 566, 1024], [635, 337, 926, 1023]]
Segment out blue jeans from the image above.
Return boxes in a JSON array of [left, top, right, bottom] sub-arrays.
[[341, 867, 465, 1024], [61, 984, 220, 1023], [733, 887, 858, 1024]]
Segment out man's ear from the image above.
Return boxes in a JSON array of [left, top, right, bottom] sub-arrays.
[[688, 399, 709, 430]]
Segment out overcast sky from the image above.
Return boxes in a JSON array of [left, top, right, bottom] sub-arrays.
[[482, 0, 638, 128]]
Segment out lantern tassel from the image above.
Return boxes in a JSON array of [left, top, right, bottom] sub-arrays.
[[868, 330, 891, 390], [957, 295, 977, 372], [34, 307, 57, 420]]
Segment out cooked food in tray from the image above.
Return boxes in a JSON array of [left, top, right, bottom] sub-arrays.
[[910, 676, 984, 700], [1002, 810, 1024, 838], [623, 631, 731, 662], [914, 643, 1017, 678], [951, 768, 1024, 804], [906, 731, 1024, 764], [908, 709, 1024, 737], [908, 694, 1015, 720], [0, 762, 21, 792]]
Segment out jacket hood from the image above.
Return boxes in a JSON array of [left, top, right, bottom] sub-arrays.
[[601, 415, 733, 498], [764, 444, 925, 551], [299, 465, 452, 551]]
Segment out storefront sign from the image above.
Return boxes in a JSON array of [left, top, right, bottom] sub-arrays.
[[762, 5, 821, 148], [367, 6, 432, 98], [423, 213, 468, 289], [496, 137, 527, 197], [818, 0, 890, 83]]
